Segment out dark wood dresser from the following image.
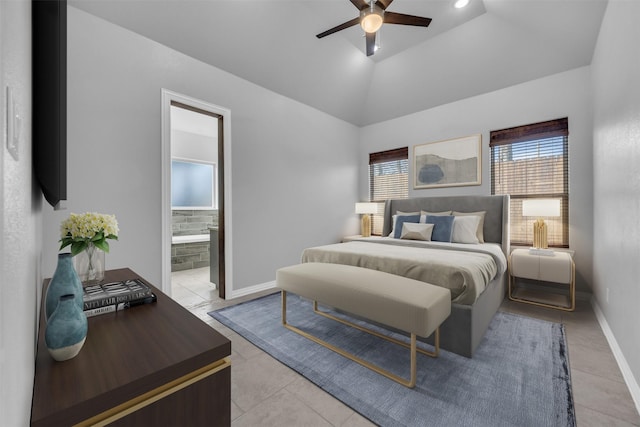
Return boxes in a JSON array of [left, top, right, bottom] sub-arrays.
[[31, 268, 231, 426]]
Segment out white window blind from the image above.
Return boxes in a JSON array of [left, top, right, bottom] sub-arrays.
[[369, 147, 408, 235], [490, 118, 569, 247]]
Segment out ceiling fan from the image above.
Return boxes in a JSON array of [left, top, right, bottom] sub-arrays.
[[316, 0, 432, 56]]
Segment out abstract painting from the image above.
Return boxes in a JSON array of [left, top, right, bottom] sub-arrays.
[[414, 134, 481, 189]]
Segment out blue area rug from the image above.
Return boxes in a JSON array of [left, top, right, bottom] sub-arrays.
[[209, 293, 575, 427]]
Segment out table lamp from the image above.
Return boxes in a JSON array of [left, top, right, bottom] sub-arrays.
[[355, 202, 379, 237], [522, 199, 561, 249]]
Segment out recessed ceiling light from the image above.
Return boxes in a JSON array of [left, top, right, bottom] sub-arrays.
[[454, 0, 470, 9]]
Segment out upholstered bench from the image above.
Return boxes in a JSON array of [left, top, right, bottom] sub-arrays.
[[275, 262, 451, 388]]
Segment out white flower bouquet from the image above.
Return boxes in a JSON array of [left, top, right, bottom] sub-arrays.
[[59, 212, 119, 255]]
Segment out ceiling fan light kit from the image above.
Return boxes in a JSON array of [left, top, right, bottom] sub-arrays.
[[360, 4, 384, 33], [316, 0, 432, 57]]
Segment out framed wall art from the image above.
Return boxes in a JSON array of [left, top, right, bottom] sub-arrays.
[[413, 134, 481, 189]]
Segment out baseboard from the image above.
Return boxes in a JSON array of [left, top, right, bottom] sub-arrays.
[[591, 296, 640, 415], [228, 280, 277, 299]]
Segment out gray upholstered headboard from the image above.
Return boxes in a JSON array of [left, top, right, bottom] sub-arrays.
[[382, 195, 510, 256]]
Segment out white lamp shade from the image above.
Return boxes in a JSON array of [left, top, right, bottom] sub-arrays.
[[355, 202, 379, 215], [522, 199, 561, 217]]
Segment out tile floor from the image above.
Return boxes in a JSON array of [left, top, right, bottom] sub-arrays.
[[171, 267, 640, 426]]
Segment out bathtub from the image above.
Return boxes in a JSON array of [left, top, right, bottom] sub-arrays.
[[171, 234, 210, 245]]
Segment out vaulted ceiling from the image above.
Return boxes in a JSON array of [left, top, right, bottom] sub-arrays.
[[70, 0, 608, 126]]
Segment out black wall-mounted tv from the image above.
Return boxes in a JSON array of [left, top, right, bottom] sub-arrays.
[[33, 0, 67, 210]]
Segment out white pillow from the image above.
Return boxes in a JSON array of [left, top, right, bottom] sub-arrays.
[[400, 223, 434, 241], [420, 210, 452, 216], [451, 215, 480, 244], [453, 211, 486, 243], [418, 211, 449, 225]]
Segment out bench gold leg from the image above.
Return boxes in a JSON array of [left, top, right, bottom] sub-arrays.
[[313, 301, 439, 358], [281, 290, 287, 325], [281, 292, 438, 388]]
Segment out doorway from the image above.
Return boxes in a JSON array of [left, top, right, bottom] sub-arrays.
[[161, 90, 231, 299]]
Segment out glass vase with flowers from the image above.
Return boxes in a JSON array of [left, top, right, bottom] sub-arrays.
[[59, 212, 119, 284]]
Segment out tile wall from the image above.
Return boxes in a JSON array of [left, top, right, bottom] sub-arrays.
[[171, 210, 218, 271]]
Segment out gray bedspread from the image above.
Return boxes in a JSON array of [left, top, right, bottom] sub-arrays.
[[301, 239, 506, 305]]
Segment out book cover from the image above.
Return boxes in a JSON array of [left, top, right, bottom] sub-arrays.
[[83, 279, 153, 310], [84, 293, 158, 318]]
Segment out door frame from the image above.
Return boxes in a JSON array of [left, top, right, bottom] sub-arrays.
[[160, 89, 232, 298]]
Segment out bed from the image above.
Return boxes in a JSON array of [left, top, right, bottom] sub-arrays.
[[302, 194, 510, 357]]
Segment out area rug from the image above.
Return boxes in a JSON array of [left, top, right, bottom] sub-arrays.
[[209, 293, 575, 427]]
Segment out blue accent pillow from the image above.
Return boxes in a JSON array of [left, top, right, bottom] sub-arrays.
[[393, 215, 421, 239], [425, 215, 455, 242]]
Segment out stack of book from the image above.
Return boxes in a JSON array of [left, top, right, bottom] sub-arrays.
[[83, 279, 157, 317]]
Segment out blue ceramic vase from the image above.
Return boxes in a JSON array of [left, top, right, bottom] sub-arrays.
[[46, 253, 83, 319], [45, 294, 88, 361]]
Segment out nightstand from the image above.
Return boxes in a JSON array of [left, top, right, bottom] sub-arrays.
[[342, 235, 384, 243], [342, 235, 363, 242], [508, 248, 575, 311]]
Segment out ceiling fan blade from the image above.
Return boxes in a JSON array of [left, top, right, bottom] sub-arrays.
[[384, 11, 432, 27], [366, 32, 376, 57], [316, 17, 361, 39], [350, 0, 369, 10], [375, 0, 394, 10]]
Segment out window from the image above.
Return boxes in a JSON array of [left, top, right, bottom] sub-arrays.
[[171, 159, 217, 210], [490, 118, 569, 247], [369, 147, 409, 235]]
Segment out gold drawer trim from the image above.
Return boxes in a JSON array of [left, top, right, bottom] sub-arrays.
[[75, 357, 231, 427]]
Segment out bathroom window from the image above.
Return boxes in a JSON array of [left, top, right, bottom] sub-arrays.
[[171, 158, 217, 210]]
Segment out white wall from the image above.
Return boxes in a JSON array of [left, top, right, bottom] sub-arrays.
[[591, 0, 640, 398], [41, 7, 360, 293], [359, 67, 594, 293], [0, 0, 42, 424]]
